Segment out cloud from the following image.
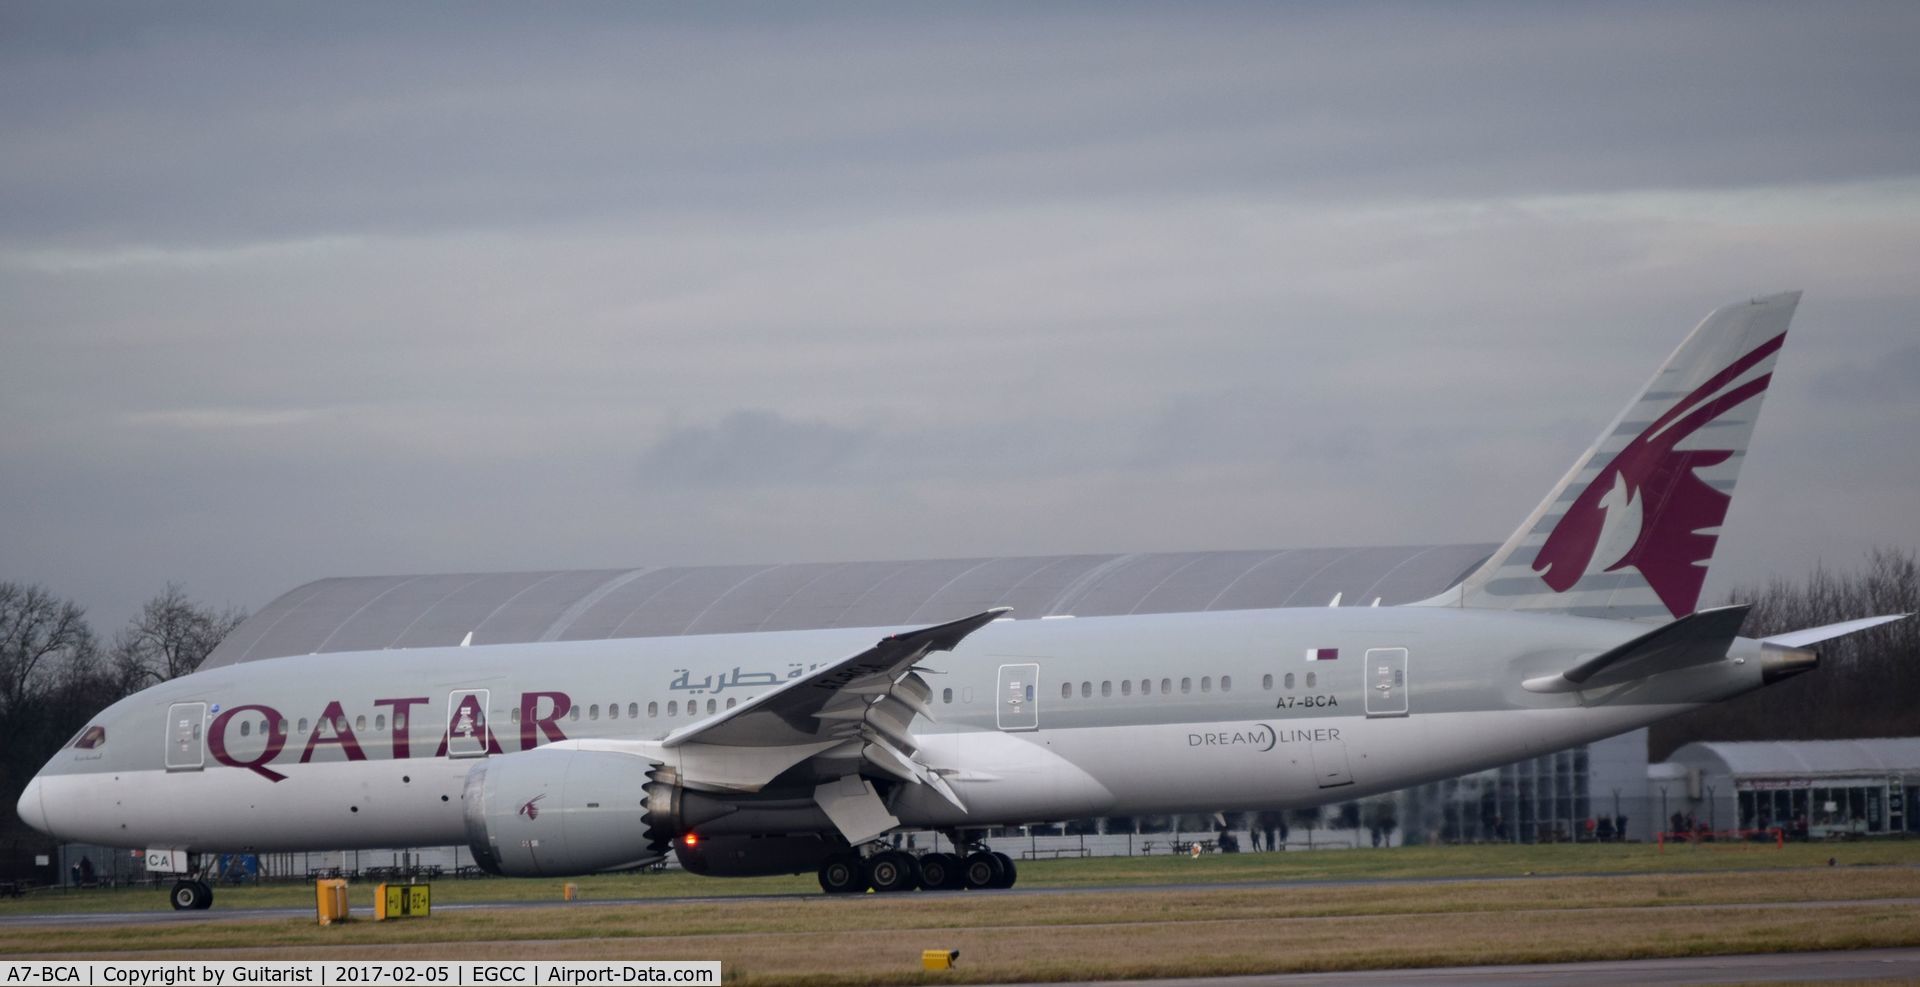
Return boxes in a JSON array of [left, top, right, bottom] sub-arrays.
[[1808, 343, 1920, 406], [4, 5, 1918, 247], [1, 4, 1917, 630], [638, 411, 873, 487], [122, 407, 331, 431]]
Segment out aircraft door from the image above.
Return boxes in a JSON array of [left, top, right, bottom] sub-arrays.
[[996, 663, 1039, 731], [1365, 647, 1409, 717], [164, 702, 207, 771], [445, 689, 492, 758]]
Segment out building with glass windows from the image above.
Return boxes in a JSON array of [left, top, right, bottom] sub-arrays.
[[1653, 738, 1920, 838], [1396, 728, 1653, 844]]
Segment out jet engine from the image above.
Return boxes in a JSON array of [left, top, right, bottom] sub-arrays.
[[463, 749, 709, 876]]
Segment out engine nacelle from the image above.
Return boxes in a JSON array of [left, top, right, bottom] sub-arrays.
[[463, 749, 664, 876], [675, 834, 838, 877]]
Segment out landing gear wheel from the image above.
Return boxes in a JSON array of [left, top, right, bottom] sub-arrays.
[[818, 854, 865, 894], [864, 850, 920, 893], [169, 880, 212, 911], [918, 852, 964, 890], [990, 851, 1017, 889], [962, 851, 1004, 890]]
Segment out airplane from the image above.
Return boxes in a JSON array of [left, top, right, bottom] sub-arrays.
[[16, 291, 1907, 910]]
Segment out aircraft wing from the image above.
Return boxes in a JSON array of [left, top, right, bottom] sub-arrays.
[[663, 607, 1007, 751], [636, 608, 1008, 839]]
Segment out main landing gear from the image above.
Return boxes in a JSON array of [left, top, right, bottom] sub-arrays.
[[169, 879, 214, 911], [817, 838, 1017, 894]]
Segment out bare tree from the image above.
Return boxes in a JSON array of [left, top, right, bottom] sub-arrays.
[[109, 584, 246, 689], [0, 582, 97, 715], [1651, 548, 1920, 759]]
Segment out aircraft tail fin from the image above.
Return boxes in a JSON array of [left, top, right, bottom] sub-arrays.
[[1416, 292, 1801, 620]]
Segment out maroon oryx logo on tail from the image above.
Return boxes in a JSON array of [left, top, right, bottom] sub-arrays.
[[1532, 333, 1785, 617]]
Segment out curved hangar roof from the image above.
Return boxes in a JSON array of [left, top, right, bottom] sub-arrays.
[[203, 544, 1494, 669], [1669, 739, 1920, 778]]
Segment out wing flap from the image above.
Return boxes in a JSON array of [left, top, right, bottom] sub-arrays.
[[652, 608, 1006, 828], [664, 607, 1007, 750]]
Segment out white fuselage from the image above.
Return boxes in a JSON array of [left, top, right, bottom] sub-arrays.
[[20, 606, 1765, 854]]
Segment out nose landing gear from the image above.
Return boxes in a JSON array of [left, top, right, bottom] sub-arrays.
[[169, 879, 213, 911]]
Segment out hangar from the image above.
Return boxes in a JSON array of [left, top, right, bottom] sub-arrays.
[[196, 543, 1665, 850], [1654, 738, 1920, 838], [203, 545, 1493, 667]]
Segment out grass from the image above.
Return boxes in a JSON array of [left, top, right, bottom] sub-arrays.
[[3, 843, 1919, 984], [6, 838, 1916, 915]]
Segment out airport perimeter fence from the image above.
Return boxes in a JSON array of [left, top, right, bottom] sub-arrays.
[[16, 828, 1380, 890]]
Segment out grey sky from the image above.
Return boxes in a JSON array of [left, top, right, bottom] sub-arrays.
[[3, 3, 1917, 632]]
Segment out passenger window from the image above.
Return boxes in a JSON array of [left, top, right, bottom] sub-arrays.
[[395, 714, 406, 731], [608, 703, 619, 720], [1101, 681, 1112, 697], [239, 721, 251, 738], [1221, 675, 1232, 692], [589, 704, 600, 721], [1201, 677, 1211, 693], [298, 718, 310, 734], [943, 688, 953, 704], [705, 699, 716, 714], [376, 715, 387, 731], [355, 715, 367, 732], [278, 719, 289, 735], [725, 698, 736, 709], [1121, 680, 1132, 696], [1262, 674, 1273, 690], [628, 703, 639, 718], [1081, 682, 1092, 698], [1180, 677, 1192, 694], [648, 702, 659, 718], [1161, 678, 1172, 694], [1284, 673, 1295, 690], [569, 707, 581, 722], [1061, 682, 1072, 699], [1142, 679, 1153, 696], [668, 701, 678, 716], [1307, 671, 1317, 688]]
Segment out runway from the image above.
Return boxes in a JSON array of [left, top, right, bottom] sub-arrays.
[[3, 873, 1915, 985], [1023, 949, 1920, 986], [2, 868, 1915, 927]]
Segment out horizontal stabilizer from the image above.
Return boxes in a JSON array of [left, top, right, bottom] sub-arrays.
[[1523, 604, 1750, 694], [1762, 613, 1909, 648]]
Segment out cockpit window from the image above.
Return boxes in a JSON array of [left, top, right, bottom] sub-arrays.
[[72, 725, 106, 750]]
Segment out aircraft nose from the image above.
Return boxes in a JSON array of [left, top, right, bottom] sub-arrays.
[[16, 776, 50, 836]]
